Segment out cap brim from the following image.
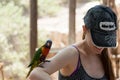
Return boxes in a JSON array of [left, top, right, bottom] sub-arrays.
[[90, 29, 116, 47]]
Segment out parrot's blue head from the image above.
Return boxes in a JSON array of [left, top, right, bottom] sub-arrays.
[[45, 39, 52, 49]]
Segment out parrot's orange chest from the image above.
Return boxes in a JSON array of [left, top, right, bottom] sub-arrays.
[[42, 47, 50, 56]]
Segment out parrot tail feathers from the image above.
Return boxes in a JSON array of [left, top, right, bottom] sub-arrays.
[[26, 67, 33, 78], [27, 63, 33, 67]]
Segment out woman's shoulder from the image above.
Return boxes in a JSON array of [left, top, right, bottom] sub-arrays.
[[50, 45, 79, 64], [59, 45, 79, 56]]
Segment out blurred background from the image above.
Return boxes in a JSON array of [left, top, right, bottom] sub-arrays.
[[0, 0, 120, 80]]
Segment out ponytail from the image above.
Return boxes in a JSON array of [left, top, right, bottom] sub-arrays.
[[100, 48, 115, 80]]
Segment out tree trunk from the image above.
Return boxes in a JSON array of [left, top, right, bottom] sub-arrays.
[[69, 0, 76, 44], [30, 0, 38, 60]]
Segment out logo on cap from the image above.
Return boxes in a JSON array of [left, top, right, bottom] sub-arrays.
[[99, 22, 116, 31]]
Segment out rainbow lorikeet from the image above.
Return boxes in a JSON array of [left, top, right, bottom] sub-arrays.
[[26, 40, 52, 78]]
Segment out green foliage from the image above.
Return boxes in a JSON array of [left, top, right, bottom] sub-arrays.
[[2, 51, 28, 80], [0, 2, 29, 52], [0, 2, 29, 80], [0, 0, 64, 17], [0, 0, 26, 6]]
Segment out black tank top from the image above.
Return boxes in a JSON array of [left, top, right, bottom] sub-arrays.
[[58, 45, 108, 80]]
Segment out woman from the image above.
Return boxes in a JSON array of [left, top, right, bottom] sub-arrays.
[[27, 5, 117, 80]]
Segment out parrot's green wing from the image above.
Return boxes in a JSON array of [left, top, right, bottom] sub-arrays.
[[26, 48, 42, 78], [28, 48, 42, 67]]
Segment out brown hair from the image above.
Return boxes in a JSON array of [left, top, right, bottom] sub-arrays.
[[100, 48, 115, 80]]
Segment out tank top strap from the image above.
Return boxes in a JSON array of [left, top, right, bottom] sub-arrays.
[[69, 45, 81, 76], [72, 45, 81, 67]]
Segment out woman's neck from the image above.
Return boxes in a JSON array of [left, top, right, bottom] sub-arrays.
[[78, 40, 103, 56]]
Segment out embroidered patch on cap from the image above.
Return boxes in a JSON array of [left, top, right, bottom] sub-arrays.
[[99, 22, 116, 31]]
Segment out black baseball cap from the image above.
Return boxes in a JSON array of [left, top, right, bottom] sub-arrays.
[[84, 5, 117, 47]]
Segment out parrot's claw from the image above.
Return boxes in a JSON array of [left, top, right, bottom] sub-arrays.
[[43, 60, 50, 62], [38, 60, 51, 68]]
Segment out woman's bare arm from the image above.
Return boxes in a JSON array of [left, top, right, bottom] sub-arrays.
[[27, 46, 76, 80], [28, 67, 52, 80]]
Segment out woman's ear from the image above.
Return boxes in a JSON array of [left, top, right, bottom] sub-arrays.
[[82, 25, 87, 33]]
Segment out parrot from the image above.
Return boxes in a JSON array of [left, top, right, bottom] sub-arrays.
[[26, 39, 52, 78]]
